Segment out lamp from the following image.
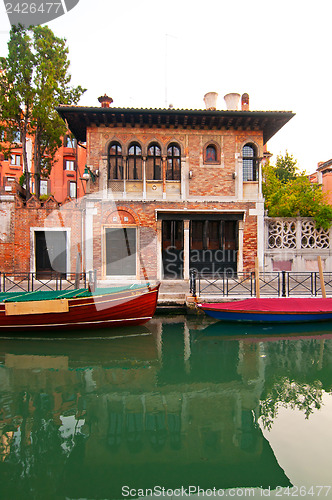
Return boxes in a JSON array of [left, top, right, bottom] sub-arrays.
[[81, 165, 97, 183]]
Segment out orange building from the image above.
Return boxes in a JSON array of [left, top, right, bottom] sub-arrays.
[[312, 159, 332, 205], [0, 130, 87, 202]]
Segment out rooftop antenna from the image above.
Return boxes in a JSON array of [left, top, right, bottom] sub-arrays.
[[165, 33, 177, 108]]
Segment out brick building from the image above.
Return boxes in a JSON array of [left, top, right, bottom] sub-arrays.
[[50, 92, 294, 283], [0, 92, 293, 281]]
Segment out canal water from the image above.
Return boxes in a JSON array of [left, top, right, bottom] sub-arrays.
[[1, 315, 332, 500]]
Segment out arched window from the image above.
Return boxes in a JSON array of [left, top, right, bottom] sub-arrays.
[[147, 143, 162, 180], [242, 144, 258, 181], [128, 143, 142, 180], [205, 144, 217, 163], [108, 142, 123, 180], [167, 143, 181, 180]]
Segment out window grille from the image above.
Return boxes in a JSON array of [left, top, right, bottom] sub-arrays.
[[242, 144, 258, 181]]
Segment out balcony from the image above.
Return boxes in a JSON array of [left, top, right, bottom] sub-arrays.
[[107, 179, 181, 200]]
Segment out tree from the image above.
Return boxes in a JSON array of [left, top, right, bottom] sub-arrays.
[[263, 153, 332, 230], [0, 25, 85, 198], [274, 150, 299, 183]]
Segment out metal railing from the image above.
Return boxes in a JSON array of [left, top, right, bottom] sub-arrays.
[[0, 272, 88, 293], [189, 270, 332, 298]]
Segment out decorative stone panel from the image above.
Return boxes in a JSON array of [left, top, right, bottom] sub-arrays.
[[301, 220, 329, 249], [265, 217, 332, 272], [267, 219, 296, 249]]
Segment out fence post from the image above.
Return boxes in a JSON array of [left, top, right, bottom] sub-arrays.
[[250, 272, 254, 296], [281, 271, 287, 297]]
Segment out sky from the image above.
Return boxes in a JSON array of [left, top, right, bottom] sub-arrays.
[[0, 0, 331, 173]]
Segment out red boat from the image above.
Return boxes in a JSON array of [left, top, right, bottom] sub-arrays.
[[0, 283, 160, 332], [198, 297, 332, 324]]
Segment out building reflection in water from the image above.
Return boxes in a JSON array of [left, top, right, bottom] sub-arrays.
[[1, 318, 332, 498]]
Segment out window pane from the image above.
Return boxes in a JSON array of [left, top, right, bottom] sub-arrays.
[[147, 144, 162, 180], [110, 143, 121, 155], [243, 145, 254, 157], [12, 155, 20, 165], [65, 136, 76, 148], [40, 180, 48, 195], [108, 143, 123, 179], [65, 160, 75, 171], [243, 144, 257, 181], [69, 182, 77, 198], [167, 144, 181, 180], [149, 145, 161, 156]]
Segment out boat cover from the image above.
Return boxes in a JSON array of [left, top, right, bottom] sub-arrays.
[[0, 284, 151, 303], [201, 297, 332, 313]]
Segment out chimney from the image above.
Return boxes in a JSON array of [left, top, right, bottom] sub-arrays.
[[98, 94, 113, 108], [204, 92, 218, 110], [241, 93, 249, 111], [224, 93, 241, 111]]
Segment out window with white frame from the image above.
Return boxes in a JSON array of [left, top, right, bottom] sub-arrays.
[[69, 181, 77, 198], [64, 136, 76, 148], [10, 154, 21, 166], [40, 180, 48, 196], [12, 130, 21, 143], [64, 160, 75, 171]]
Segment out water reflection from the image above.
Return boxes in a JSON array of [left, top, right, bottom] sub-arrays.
[[0, 317, 332, 498]]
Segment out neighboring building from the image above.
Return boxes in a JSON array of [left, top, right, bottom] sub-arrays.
[[45, 135, 87, 202], [0, 130, 87, 202], [309, 159, 332, 205], [51, 92, 293, 283]]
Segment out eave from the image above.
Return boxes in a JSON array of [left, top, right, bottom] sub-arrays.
[[56, 106, 295, 145]]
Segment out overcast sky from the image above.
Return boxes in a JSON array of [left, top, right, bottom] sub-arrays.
[[0, 0, 331, 173]]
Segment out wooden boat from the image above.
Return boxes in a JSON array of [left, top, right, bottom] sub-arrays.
[[198, 297, 332, 324], [0, 283, 160, 332]]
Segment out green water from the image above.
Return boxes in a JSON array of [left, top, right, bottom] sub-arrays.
[[1, 315, 332, 499]]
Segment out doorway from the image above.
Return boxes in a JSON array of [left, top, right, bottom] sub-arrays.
[[189, 220, 238, 275], [162, 220, 184, 279], [35, 231, 67, 278]]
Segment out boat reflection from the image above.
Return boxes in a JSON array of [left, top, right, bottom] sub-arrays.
[[201, 320, 332, 341]]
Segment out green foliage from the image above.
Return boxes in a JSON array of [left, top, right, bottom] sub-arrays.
[[19, 173, 25, 186], [263, 153, 332, 230], [274, 150, 299, 183], [39, 194, 50, 201], [260, 377, 323, 431], [0, 24, 86, 198]]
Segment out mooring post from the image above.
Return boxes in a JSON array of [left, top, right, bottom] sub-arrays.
[[190, 269, 197, 297]]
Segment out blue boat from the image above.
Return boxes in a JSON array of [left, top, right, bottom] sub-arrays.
[[198, 297, 332, 324]]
